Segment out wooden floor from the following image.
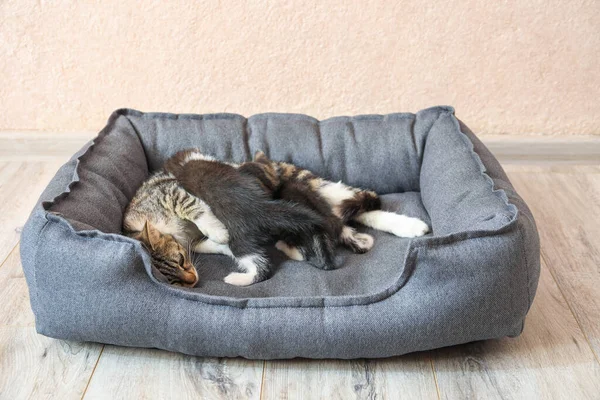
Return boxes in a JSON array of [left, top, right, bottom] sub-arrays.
[[1, 134, 599, 399]]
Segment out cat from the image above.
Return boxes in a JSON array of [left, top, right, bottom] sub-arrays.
[[238, 151, 430, 262], [123, 171, 232, 287], [123, 149, 329, 287]]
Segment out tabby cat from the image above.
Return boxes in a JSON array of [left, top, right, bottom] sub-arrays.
[[123, 149, 328, 287], [239, 151, 430, 262]]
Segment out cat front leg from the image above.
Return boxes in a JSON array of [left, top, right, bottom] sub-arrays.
[[175, 191, 230, 244], [192, 210, 230, 244], [193, 239, 234, 257]]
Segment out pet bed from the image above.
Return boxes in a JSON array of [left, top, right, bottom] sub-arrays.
[[21, 106, 540, 359]]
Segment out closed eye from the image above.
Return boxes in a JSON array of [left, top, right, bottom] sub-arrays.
[[178, 254, 185, 267]]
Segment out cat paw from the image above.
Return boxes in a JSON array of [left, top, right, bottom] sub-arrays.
[[392, 217, 430, 238], [193, 240, 233, 257], [351, 232, 375, 253], [224, 272, 255, 286], [206, 227, 229, 244], [341, 226, 374, 253], [275, 240, 305, 261]]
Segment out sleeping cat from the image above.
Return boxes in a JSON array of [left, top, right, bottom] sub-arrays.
[[123, 149, 328, 287], [124, 172, 230, 287], [239, 151, 430, 262]]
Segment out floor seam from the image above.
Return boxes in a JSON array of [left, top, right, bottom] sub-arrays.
[[259, 360, 267, 400], [80, 344, 105, 400], [0, 242, 19, 271], [430, 356, 442, 400], [541, 251, 600, 365]]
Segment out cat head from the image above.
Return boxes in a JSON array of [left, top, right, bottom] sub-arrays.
[[135, 221, 199, 287]]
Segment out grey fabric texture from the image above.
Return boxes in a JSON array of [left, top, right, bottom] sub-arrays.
[[20, 106, 540, 359]]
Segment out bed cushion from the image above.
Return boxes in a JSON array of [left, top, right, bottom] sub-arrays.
[[20, 106, 540, 359]]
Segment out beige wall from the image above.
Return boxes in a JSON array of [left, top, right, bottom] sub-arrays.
[[2, 0, 599, 135]]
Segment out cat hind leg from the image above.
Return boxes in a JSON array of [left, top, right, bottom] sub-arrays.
[[339, 225, 374, 253], [275, 240, 305, 261]]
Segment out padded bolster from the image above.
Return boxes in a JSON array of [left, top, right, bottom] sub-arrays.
[[420, 111, 517, 235], [50, 114, 148, 233], [124, 109, 448, 194], [42, 107, 522, 237], [459, 120, 540, 308]]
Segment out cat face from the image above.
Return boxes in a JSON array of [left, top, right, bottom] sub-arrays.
[[135, 221, 199, 287]]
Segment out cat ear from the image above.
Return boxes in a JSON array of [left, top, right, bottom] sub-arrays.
[[139, 220, 159, 251], [254, 150, 267, 162]]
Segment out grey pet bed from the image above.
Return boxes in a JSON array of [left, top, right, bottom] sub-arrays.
[[21, 106, 540, 359]]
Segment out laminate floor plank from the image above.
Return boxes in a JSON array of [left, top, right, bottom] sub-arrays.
[[83, 346, 265, 400], [0, 161, 63, 266], [261, 355, 439, 400], [0, 327, 103, 400], [507, 166, 600, 359]]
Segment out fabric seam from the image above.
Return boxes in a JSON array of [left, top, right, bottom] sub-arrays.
[[518, 213, 533, 310], [31, 215, 51, 325]]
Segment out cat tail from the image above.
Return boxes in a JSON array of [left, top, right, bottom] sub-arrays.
[[261, 200, 336, 270]]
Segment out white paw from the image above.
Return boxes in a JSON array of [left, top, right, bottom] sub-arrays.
[[392, 217, 430, 238], [275, 240, 305, 261], [207, 227, 229, 244], [215, 243, 234, 258], [223, 272, 255, 286], [193, 240, 234, 257], [353, 232, 374, 251], [274, 240, 287, 252]]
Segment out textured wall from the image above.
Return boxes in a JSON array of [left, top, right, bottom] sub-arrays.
[[2, 1, 599, 134]]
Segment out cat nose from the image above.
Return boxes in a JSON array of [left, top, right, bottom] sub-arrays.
[[179, 267, 198, 287]]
